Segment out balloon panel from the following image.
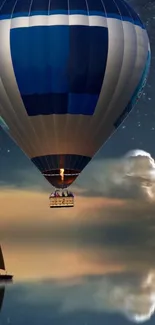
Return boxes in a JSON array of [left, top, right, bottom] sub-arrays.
[[10, 25, 108, 116], [114, 50, 151, 129], [32, 154, 91, 188], [0, 0, 150, 188]]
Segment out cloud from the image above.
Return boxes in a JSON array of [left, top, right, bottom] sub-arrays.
[[58, 272, 155, 323], [10, 271, 155, 324], [77, 149, 155, 201], [122, 150, 155, 201]]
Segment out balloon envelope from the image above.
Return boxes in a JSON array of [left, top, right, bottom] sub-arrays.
[[0, 0, 151, 188]]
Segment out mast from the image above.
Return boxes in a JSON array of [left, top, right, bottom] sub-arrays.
[[0, 287, 5, 311], [0, 247, 5, 271]]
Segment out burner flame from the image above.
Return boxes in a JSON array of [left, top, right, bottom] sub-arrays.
[[60, 168, 64, 182]]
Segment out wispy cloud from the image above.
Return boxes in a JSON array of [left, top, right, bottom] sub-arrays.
[[77, 149, 155, 201], [10, 270, 155, 324]]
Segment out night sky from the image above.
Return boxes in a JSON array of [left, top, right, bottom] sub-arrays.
[[0, 1, 155, 325]]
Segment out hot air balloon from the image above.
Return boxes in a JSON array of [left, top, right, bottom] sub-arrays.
[[0, 0, 151, 208]]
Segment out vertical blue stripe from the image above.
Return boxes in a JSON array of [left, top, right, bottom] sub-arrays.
[[11, 26, 69, 95], [49, 0, 68, 11], [30, 0, 49, 13], [10, 25, 108, 116], [69, 0, 88, 11], [69, 26, 108, 94], [12, 0, 32, 16], [87, 0, 105, 11], [102, 0, 120, 16]]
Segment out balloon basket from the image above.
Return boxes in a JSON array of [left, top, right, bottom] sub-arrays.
[[49, 190, 74, 208]]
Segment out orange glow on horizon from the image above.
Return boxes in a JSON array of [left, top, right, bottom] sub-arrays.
[[0, 187, 137, 282]]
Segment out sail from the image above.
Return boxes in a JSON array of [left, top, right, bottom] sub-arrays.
[[0, 247, 5, 270]]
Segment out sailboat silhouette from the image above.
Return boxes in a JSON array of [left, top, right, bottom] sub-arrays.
[[0, 246, 13, 281]]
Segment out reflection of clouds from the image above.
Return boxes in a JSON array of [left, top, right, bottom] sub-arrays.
[[61, 272, 155, 324], [2, 189, 155, 323], [16, 271, 155, 324], [124, 273, 155, 323], [125, 292, 155, 323], [2, 151, 155, 323], [2, 187, 155, 281]]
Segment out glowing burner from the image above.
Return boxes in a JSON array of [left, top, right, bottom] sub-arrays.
[[42, 169, 79, 188], [60, 168, 64, 182]]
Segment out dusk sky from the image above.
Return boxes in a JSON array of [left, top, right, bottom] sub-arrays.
[[0, 0, 155, 324]]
